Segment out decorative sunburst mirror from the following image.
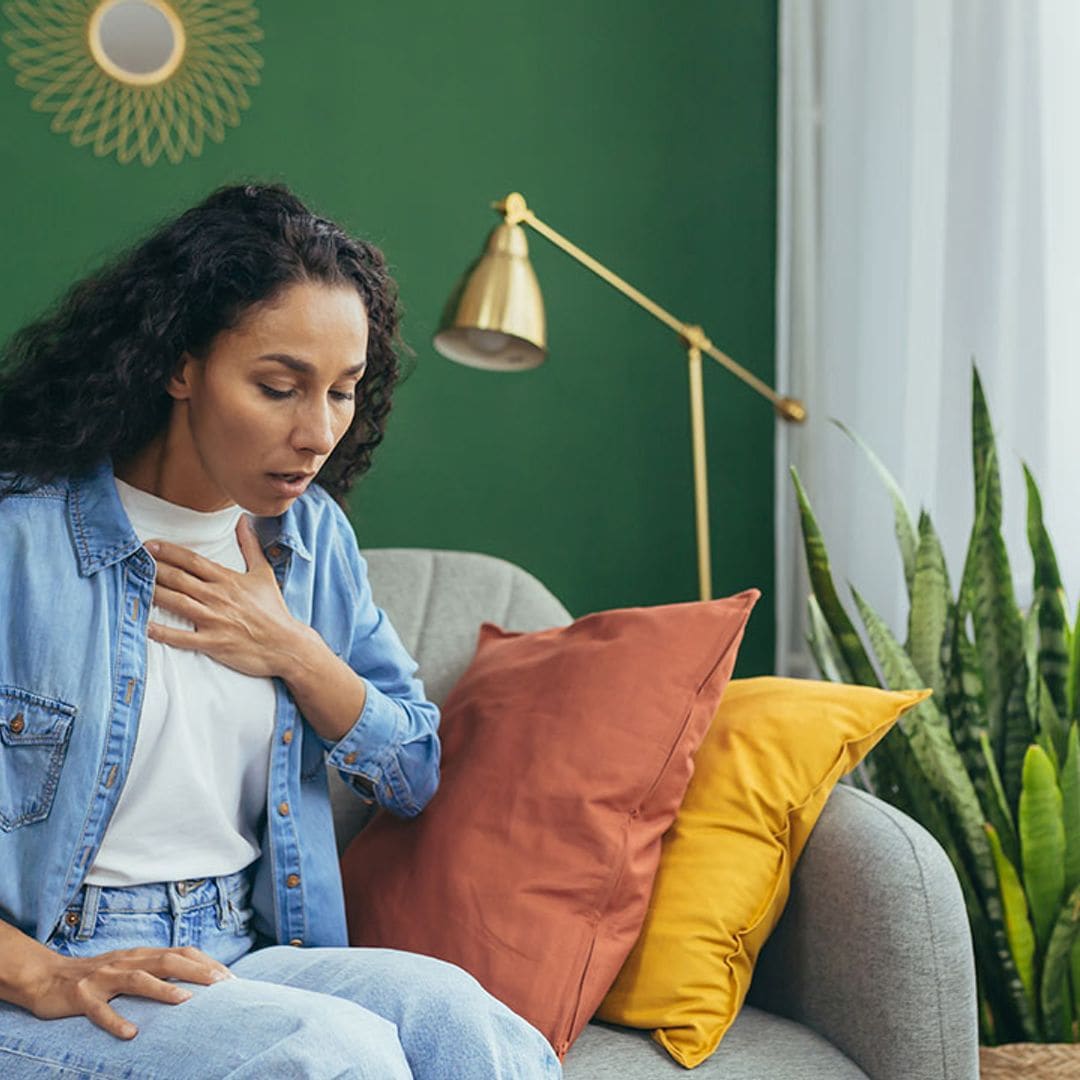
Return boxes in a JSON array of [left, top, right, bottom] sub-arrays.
[[2, 0, 263, 166]]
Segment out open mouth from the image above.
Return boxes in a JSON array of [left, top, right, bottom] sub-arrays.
[[267, 472, 314, 493]]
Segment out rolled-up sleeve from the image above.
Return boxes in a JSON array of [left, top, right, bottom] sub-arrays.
[[316, 521, 441, 818]]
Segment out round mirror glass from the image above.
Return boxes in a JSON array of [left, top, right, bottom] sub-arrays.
[[89, 0, 185, 86]]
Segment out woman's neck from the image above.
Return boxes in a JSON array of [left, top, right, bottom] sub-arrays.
[[114, 421, 232, 512]]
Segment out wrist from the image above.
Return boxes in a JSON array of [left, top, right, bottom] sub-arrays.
[[277, 621, 328, 692], [277, 625, 368, 745], [0, 940, 61, 1012]]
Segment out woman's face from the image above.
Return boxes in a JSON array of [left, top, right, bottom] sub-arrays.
[[166, 280, 369, 515]]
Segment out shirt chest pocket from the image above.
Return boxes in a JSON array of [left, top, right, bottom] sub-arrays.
[[0, 687, 76, 831]]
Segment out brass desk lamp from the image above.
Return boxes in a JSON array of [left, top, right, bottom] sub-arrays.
[[433, 191, 806, 602]]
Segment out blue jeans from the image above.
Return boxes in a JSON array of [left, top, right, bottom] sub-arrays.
[[0, 869, 561, 1079]]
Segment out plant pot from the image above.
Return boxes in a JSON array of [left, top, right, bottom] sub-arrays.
[[979, 1042, 1080, 1078]]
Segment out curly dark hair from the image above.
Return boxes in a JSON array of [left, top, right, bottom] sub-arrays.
[[0, 182, 406, 502]]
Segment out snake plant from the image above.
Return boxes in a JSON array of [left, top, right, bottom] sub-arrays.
[[792, 366, 1080, 1044]]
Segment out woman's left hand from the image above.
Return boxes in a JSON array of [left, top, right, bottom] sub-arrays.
[[146, 516, 306, 678]]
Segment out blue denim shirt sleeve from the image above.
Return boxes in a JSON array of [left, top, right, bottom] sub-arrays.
[[315, 514, 441, 818]]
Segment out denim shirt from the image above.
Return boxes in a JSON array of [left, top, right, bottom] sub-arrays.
[[0, 460, 441, 948]]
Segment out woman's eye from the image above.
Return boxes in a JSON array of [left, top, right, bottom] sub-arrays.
[[259, 385, 294, 400], [259, 383, 355, 402]]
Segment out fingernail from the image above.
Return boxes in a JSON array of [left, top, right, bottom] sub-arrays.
[[175, 988, 192, 1001], [211, 970, 236, 982], [122, 1024, 138, 1038], [146, 541, 159, 554]]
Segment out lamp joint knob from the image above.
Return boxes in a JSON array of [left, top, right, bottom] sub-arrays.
[[681, 324, 710, 352], [493, 191, 529, 226]]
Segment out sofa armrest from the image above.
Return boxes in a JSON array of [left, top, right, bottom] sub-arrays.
[[747, 783, 978, 1080]]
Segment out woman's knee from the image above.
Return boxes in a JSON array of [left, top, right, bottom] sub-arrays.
[[229, 948, 559, 1078], [171, 977, 412, 1079], [275, 1004, 411, 1080], [347, 952, 560, 1077]]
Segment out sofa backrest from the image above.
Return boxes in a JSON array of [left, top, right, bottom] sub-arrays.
[[328, 548, 573, 851]]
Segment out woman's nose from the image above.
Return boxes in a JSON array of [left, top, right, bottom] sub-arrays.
[[292, 402, 336, 455]]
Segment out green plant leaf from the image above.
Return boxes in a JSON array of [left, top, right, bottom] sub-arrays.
[[908, 512, 951, 700], [852, 726, 910, 807], [806, 594, 853, 683], [960, 446, 1024, 756], [1024, 604, 1043, 741], [886, 719, 1036, 1040], [1067, 600, 1075, 725], [1038, 679, 1066, 776], [1038, 883, 1080, 1041], [852, 589, 933, 720], [980, 729, 1019, 870], [972, 364, 1003, 529], [852, 589, 1002, 895], [1018, 605, 1067, 780], [946, 610, 1020, 866], [947, 611, 988, 758], [985, 823, 1037, 1007], [1072, 938, 1080, 1041], [831, 419, 918, 598], [1024, 463, 1070, 721], [1061, 724, 1080, 894], [1019, 745, 1066, 956], [1066, 614, 1075, 711], [1003, 655, 1037, 815], [790, 467, 879, 686]]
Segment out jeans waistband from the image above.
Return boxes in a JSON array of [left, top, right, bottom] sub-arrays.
[[67, 867, 253, 942]]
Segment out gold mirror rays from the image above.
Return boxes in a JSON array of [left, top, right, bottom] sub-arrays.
[[2, 0, 263, 166]]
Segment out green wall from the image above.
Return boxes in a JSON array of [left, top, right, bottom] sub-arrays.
[[0, 1, 778, 674]]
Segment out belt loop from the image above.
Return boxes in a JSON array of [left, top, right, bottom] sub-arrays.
[[166, 880, 185, 947], [76, 885, 101, 941], [213, 876, 229, 929], [166, 881, 183, 918]]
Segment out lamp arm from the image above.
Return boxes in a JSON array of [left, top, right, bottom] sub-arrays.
[[496, 192, 805, 423]]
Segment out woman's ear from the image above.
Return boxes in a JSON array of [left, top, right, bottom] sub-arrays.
[[167, 352, 197, 401]]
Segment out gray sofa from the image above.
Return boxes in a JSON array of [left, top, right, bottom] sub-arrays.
[[329, 549, 980, 1080]]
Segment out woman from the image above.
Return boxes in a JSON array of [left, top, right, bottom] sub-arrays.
[[0, 183, 561, 1078]]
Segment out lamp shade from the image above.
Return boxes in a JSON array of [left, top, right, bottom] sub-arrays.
[[434, 220, 547, 371]]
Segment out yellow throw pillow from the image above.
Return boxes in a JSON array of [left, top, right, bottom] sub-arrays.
[[595, 676, 931, 1068]]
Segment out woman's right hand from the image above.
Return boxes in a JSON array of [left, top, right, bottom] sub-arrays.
[[25, 946, 236, 1039]]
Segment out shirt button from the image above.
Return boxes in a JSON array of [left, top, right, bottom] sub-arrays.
[[342, 751, 357, 765], [268, 545, 282, 559], [286, 874, 300, 888], [277, 802, 290, 816], [288, 938, 303, 947], [64, 912, 79, 927], [282, 729, 293, 745], [9, 713, 25, 735]]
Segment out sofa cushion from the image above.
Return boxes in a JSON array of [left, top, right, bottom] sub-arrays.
[[340, 590, 759, 1057], [565, 1009, 869, 1079], [596, 677, 929, 1068]]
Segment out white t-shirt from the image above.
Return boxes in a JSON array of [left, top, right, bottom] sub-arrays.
[[84, 478, 276, 887]]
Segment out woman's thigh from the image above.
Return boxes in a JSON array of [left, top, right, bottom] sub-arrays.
[[0, 873, 411, 1079], [0, 977, 411, 1080], [0, 949, 559, 1080], [2, 871, 557, 1079], [233, 945, 561, 1079]]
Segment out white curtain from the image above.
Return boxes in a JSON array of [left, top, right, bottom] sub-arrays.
[[775, 0, 1080, 676]]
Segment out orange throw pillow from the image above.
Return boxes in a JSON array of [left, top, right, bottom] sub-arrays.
[[340, 591, 759, 1057]]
